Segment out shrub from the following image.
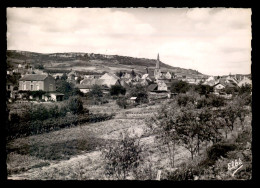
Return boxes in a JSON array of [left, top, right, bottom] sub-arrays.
[[102, 133, 143, 180]]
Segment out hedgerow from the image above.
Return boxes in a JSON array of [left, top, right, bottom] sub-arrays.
[[7, 113, 114, 140]]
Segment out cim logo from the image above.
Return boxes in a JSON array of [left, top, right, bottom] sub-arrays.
[[228, 158, 243, 177]]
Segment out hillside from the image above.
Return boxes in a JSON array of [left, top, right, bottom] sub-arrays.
[[6, 50, 205, 77]]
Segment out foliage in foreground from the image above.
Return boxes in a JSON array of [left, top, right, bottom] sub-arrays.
[[102, 132, 143, 180]]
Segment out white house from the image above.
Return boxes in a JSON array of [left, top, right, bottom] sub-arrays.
[[213, 83, 225, 93]]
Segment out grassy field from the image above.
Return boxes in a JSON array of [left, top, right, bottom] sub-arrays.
[[6, 99, 252, 180]]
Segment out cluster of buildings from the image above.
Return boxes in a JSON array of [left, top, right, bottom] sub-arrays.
[[202, 74, 252, 94], [6, 53, 252, 102]]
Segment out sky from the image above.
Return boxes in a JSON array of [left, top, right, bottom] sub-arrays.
[[7, 8, 252, 76]]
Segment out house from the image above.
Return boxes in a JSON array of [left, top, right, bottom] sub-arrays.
[[121, 73, 132, 79], [238, 76, 252, 87], [99, 73, 120, 87], [157, 81, 172, 91], [128, 97, 137, 104], [147, 84, 158, 92], [225, 75, 239, 85], [119, 79, 130, 90], [139, 79, 149, 86], [76, 80, 110, 93], [7, 70, 13, 75], [79, 79, 106, 87], [133, 75, 141, 82], [19, 74, 56, 92], [75, 84, 92, 94], [52, 73, 64, 79], [213, 83, 226, 93], [202, 76, 216, 86]]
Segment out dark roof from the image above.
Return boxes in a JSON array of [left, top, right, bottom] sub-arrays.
[[147, 84, 158, 91], [80, 78, 105, 85], [19, 74, 49, 81]]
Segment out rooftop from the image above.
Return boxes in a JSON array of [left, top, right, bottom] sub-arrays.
[[19, 74, 49, 81]]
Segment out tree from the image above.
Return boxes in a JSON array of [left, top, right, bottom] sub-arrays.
[[129, 84, 148, 104], [88, 84, 103, 98], [102, 132, 143, 180], [131, 69, 136, 77], [110, 85, 126, 96], [61, 73, 68, 80], [175, 106, 200, 160], [116, 96, 128, 109], [35, 64, 44, 70], [76, 75, 83, 84], [224, 87, 238, 95], [239, 84, 251, 95], [170, 80, 190, 94], [195, 84, 213, 97], [149, 102, 180, 167], [116, 71, 124, 78], [56, 80, 81, 100], [66, 96, 84, 114]]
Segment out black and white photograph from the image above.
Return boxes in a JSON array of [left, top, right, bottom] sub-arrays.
[[5, 8, 252, 180]]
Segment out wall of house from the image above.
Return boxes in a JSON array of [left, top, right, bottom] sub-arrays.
[[19, 80, 44, 91], [44, 76, 56, 91], [158, 83, 168, 91]]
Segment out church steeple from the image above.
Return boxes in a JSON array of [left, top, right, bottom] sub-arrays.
[[156, 53, 160, 69]]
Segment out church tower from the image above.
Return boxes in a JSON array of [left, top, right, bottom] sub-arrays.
[[156, 53, 160, 69], [154, 53, 161, 80]]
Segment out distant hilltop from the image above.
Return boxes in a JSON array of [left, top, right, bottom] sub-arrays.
[[7, 50, 206, 78]]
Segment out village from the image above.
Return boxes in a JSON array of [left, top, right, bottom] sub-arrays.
[[6, 53, 252, 103], [5, 7, 252, 181]]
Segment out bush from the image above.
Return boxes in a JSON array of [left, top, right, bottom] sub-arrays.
[[200, 142, 237, 167], [102, 133, 143, 180]]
